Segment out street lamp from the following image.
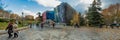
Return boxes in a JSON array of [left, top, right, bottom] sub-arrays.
[[22, 12, 24, 26]]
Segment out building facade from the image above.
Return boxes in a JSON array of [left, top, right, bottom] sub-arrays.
[[55, 2, 79, 25], [42, 11, 55, 22]]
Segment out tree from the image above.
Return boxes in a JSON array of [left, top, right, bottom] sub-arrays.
[[37, 12, 42, 22], [70, 12, 80, 25], [86, 0, 103, 26], [37, 12, 41, 18], [25, 15, 34, 21], [10, 14, 20, 19], [102, 3, 120, 24], [79, 16, 85, 26]]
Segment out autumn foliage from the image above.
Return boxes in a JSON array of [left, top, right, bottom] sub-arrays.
[[102, 3, 120, 24]]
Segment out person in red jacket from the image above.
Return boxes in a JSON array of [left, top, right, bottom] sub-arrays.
[[6, 22, 13, 38]]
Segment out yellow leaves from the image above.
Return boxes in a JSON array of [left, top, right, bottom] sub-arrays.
[[25, 15, 34, 20], [71, 12, 80, 25], [10, 14, 20, 19], [102, 3, 120, 23]]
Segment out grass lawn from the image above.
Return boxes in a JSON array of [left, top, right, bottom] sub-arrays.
[[0, 22, 23, 30], [0, 22, 8, 30]]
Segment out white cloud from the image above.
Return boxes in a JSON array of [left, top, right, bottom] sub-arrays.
[[35, 0, 61, 7], [79, 0, 93, 10], [79, 0, 93, 5], [22, 9, 37, 18], [101, 3, 106, 9], [61, 0, 94, 11]]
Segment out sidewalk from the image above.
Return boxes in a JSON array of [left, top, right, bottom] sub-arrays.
[[0, 26, 29, 35]]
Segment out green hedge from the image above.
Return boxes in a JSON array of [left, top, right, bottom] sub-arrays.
[[0, 22, 23, 30], [0, 18, 9, 22]]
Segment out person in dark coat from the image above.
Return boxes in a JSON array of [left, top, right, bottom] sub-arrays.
[[51, 21, 55, 28], [6, 22, 13, 38], [53, 23, 55, 28], [75, 23, 79, 28], [41, 22, 44, 29]]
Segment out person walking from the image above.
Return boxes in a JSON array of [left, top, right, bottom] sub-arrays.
[[29, 23, 32, 28], [51, 21, 55, 28], [74, 23, 79, 28], [6, 22, 13, 38], [13, 22, 18, 38], [41, 22, 44, 29]]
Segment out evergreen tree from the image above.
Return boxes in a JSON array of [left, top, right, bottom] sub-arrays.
[[86, 0, 103, 26], [79, 12, 85, 26], [80, 16, 85, 26]]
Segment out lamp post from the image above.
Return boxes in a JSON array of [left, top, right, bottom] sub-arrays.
[[22, 12, 24, 27]]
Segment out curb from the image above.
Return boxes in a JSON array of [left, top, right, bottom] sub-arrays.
[[0, 27, 29, 35]]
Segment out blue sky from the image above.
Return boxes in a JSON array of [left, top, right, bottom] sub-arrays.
[[1, 0, 120, 18]]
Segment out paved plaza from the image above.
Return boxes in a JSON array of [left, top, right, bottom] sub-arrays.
[[0, 24, 120, 40]]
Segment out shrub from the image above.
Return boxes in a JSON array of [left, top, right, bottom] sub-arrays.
[[0, 18, 9, 22]]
